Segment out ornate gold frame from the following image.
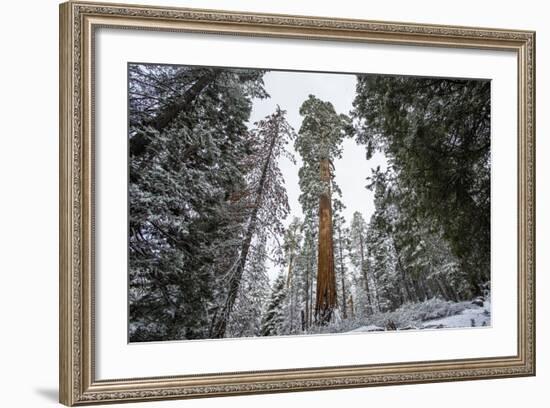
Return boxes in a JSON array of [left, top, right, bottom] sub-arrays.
[[59, 1, 536, 405]]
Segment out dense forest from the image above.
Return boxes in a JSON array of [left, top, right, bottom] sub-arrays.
[[128, 64, 491, 342]]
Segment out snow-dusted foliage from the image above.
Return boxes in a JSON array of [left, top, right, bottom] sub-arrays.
[[226, 236, 271, 338], [128, 65, 491, 341], [260, 272, 288, 336], [311, 297, 491, 335], [352, 75, 491, 298], [128, 63, 284, 342], [209, 107, 296, 338]]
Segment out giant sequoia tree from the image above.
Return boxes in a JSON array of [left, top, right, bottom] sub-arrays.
[[128, 65, 491, 341], [352, 76, 491, 297], [295, 95, 348, 324]]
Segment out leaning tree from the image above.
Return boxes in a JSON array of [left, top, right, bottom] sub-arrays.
[[209, 106, 295, 338]]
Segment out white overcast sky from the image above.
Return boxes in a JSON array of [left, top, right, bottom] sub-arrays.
[[249, 70, 387, 230], [248, 70, 387, 281]]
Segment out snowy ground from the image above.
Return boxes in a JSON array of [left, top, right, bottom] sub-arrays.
[[420, 303, 490, 329], [347, 297, 491, 334]]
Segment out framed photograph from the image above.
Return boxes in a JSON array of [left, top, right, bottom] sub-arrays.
[[59, 1, 536, 405]]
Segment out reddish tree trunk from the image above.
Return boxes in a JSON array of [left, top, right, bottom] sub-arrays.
[[315, 158, 337, 324]]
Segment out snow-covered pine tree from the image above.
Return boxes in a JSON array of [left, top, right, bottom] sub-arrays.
[[351, 75, 491, 298], [366, 168, 411, 310], [261, 272, 288, 336], [364, 165, 471, 313], [128, 64, 268, 342], [226, 234, 270, 338]]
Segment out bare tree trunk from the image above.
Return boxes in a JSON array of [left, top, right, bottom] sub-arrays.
[[358, 230, 372, 314], [309, 253, 313, 328], [287, 253, 295, 333], [390, 237, 415, 305], [286, 255, 294, 287], [348, 295, 355, 318], [370, 273, 381, 312], [395, 250, 413, 304], [337, 227, 347, 319], [304, 256, 310, 331], [315, 158, 337, 324]]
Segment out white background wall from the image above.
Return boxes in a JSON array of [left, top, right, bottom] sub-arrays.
[[0, 0, 546, 407]]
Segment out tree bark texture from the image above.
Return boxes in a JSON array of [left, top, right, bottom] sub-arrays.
[[315, 158, 337, 324]]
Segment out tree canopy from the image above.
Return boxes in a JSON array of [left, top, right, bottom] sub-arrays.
[[351, 76, 491, 296]]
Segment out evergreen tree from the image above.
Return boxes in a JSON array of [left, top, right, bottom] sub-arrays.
[[128, 65, 491, 341], [295, 95, 349, 324], [352, 75, 491, 296], [226, 235, 270, 338], [128, 64, 268, 341], [364, 165, 471, 312], [365, 168, 410, 310], [261, 273, 288, 336]]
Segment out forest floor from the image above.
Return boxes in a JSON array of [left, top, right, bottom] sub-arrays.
[[347, 296, 491, 333], [305, 296, 491, 336]]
